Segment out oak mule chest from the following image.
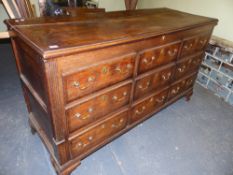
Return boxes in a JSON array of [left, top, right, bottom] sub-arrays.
[[6, 8, 218, 175]]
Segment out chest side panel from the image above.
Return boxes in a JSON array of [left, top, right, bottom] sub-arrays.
[[12, 38, 59, 161], [16, 38, 48, 106]]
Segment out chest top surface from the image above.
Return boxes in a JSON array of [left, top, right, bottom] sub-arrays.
[[6, 8, 218, 59]]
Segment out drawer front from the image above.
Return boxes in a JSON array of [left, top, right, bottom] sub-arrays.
[[168, 74, 197, 100], [64, 53, 136, 102], [184, 74, 197, 90], [131, 89, 168, 123], [181, 34, 209, 58], [138, 42, 180, 74], [190, 53, 204, 70], [67, 83, 132, 133], [134, 63, 175, 100], [70, 110, 128, 158], [168, 79, 187, 100], [175, 53, 203, 80]]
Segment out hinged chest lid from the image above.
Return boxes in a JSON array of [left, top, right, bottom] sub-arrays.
[[5, 8, 218, 59]]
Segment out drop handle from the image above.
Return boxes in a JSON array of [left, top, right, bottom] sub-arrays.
[[75, 113, 90, 120], [101, 124, 106, 129], [77, 142, 83, 148], [112, 122, 123, 128], [88, 76, 95, 82], [199, 39, 207, 45], [171, 87, 180, 94], [111, 124, 117, 128], [72, 76, 96, 90], [138, 81, 150, 91], [111, 118, 125, 128], [115, 63, 132, 74], [143, 56, 156, 65], [88, 107, 94, 113], [178, 65, 186, 73], [126, 63, 133, 69], [76, 141, 88, 148], [88, 136, 93, 141], [186, 79, 193, 86], [193, 59, 202, 65], [184, 43, 193, 50], [162, 35, 166, 40], [75, 107, 93, 120], [156, 96, 166, 103], [168, 49, 178, 57], [135, 106, 146, 115], [162, 72, 171, 81], [149, 97, 154, 103], [112, 91, 128, 102], [73, 81, 80, 87]]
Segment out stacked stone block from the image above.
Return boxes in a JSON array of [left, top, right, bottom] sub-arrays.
[[197, 43, 233, 106]]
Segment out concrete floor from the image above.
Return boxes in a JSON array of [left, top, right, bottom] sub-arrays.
[[0, 42, 233, 175]]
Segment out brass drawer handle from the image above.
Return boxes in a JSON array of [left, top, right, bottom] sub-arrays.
[[115, 63, 132, 74], [115, 66, 124, 73], [186, 79, 193, 86], [101, 124, 106, 129], [149, 97, 154, 103], [138, 81, 150, 91], [75, 113, 90, 120], [88, 136, 93, 141], [126, 63, 133, 69], [162, 72, 171, 81], [111, 118, 125, 128], [171, 87, 180, 94], [193, 59, 202, 65], [184, 43, 193, 50], [135, 106, 146, 115], [111, 124, 117, 128], [168, 49, 178, 57], [181, 80, 186, 86], [119, 118, 124, 123], [178, 65, 186, 73], [143, 56, 155, 65], [88, 76, 95, 82], [112, 91, 128, 102], [162, 35, 166, 41], [75, 107, 93, 120], [76, 141, 88, 148], [199, 39, 207, 45], [192, 60, 197, 65], [73, 76, 96, 90], [79, 86, 89, 90], [156, 95, 166, 103], [101, 95, 108, 101], [77, 142, 83, 148], [73, 81, 80, 87], [88, 107, 94, 113]]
